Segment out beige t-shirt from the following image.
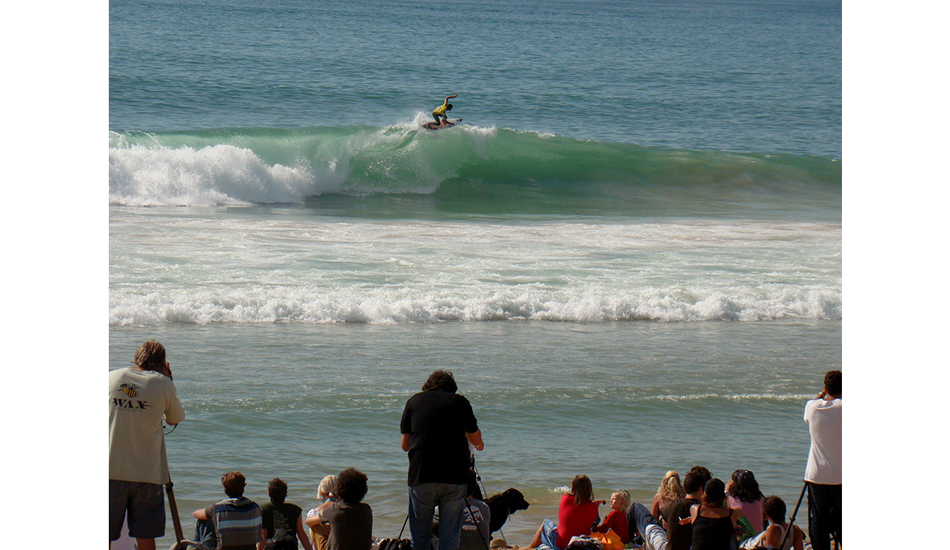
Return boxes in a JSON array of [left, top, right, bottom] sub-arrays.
[[109, 367, 185, 485]]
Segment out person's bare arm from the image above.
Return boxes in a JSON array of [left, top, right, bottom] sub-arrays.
[[466, 429, 484, 451], [297, 515, 313, 550], [161, 362, 184, 426], [446, 94, 458, 101], [401, 433, 411, 452], [192, 508, 208, 520], [304, 500, 333, 528], [795, 526, 805, 550], [304, 514, 321, 529], [681, 504, 698, 526], [651, 493, 662, 519]]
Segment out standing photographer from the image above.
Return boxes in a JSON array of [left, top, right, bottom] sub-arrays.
[[109, 340, 186, 550], [803, 369, 841, 550], [400, 370, 484, 550]]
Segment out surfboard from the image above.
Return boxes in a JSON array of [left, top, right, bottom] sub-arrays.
[[423, 118, 462, 130]]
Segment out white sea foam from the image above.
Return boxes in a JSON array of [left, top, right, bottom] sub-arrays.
[[646, 393, 815, 402], [109, 210, 841, 326], [108, 286, 841, 326], [109, 144, 316, 206]]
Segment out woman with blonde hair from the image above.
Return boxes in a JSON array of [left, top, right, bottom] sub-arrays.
[[652, 470, 686, 519]]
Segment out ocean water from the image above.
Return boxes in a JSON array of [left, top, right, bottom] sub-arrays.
[[109, 0, 841, 546]]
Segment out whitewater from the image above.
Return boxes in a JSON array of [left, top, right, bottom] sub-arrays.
[[110, 208, 839, 326]]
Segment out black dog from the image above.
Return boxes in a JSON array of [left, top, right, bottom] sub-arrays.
[[484, 488, 530, 534]]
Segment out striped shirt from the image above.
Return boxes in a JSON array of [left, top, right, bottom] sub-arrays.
[[206, 497, 262, 550]]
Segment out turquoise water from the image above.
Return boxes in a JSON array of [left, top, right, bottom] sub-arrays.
[[109, 0, 841, 546]]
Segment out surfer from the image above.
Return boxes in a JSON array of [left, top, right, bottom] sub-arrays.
[[432, 94, 458, 126]]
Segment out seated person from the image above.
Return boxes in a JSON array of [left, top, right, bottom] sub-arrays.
[[192, 471, 262, 550], [689, 478, 742, 550], [526, 475, 601, 550], [433, 471, 491, 550], [739, 496, 804, 550], [307, 475, 338, 550], [652, 471, 686, 520], [726, 469, 765, 537], [305, 468, 372, 550], [627, 469, 707, 550], [593, 490, 631, 544], [260, 478, 312, 550]]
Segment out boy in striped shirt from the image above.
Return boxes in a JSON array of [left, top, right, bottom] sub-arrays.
[[192, 471, 263, 550]]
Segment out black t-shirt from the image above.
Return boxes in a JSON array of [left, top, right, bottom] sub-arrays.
[[663, 497, 701, 550], [400, 389, 479, 486], [260, 501, 302, 550]]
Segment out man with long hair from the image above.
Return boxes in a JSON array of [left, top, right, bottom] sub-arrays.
[[401, 370, 484, 550], [109, 340, 185, 550]]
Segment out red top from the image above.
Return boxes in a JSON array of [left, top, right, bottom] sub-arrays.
[[593, 509, 630, 543], [556, 493, 600, 549]]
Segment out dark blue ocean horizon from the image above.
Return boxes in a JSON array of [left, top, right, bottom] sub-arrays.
[[110, 0, 841, 158]]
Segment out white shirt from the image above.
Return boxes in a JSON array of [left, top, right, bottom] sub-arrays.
[[804, 397, 842, 484]]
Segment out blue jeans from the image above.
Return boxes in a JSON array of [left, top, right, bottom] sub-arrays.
[[628, 503, 666, 550], [193, 518, 217, 549], [409, 483, 467, 550], [539, 518, 560, 550]]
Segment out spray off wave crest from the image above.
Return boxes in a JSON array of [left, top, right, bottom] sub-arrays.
[[109, 122, 841, 209]]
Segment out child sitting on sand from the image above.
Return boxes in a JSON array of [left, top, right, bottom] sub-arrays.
[[592, 490, 631, 544], [307, 475, 338, 550]]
